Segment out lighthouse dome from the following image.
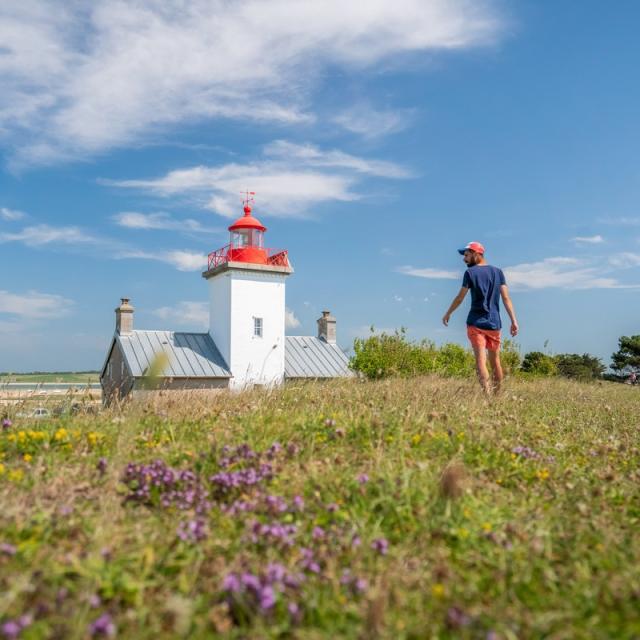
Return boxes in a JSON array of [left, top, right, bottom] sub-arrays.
[[228, 204, 267, 232]]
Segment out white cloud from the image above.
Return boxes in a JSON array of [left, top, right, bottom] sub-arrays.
[[571, 235, 604, 244], [263, 141, 412, 178], [153, 301, 209, 328], [0, 290, 73, 319], [285, 307, 301, 329], [113, 211, 220, 234], [396, 266, 460, 279], [608, 252, 640, 269], [0, 1, 503, 165], [598, 216, 640, 227], [505, 257, 633, 290], [0, 224, 96, 246], [333, 104, 414, 138], [119, 249, 208, 272], [0, 207, 25, 221], [106, 140, 410, 218], [398, 256, 640, 290]]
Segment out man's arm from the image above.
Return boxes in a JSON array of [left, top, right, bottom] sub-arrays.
[[442, 287, 468, 326], [500, 284, 519, 336]]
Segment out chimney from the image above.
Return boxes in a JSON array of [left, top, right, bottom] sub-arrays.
[[317, 310, 336, 344], [115, 298, 134, 335]]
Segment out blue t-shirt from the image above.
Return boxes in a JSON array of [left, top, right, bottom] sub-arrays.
[[462, 265, 506, 330]]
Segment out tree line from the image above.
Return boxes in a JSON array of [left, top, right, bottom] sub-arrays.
[[350, 331, 640, 382]]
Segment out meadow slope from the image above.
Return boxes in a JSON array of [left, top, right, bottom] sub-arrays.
[[1, 377, 639, 639]]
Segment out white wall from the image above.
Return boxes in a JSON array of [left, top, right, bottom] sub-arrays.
[[208, 268, 288, 389]]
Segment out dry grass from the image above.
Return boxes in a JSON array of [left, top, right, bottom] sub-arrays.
[[1, 376, 639, 638]]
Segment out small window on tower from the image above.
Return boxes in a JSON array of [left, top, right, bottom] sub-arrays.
[[254, 317, 263, 338]]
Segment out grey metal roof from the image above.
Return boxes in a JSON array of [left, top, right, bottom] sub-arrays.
[[118, 331, 231, 378], [285, 336, 353, 379]]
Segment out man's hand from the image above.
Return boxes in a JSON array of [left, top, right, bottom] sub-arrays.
[[442, 313, 451, 327], [510, 322, 519, 337]]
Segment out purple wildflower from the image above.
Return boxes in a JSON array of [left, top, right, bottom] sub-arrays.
[[511, 445, 539, 460], [351, 535, 362, 548], [88, 594, 101, 608], [288, 601, 302, 623], [324, 418, 336, 428], [1, 621, 21, 639], [0, 543, 17, 556], [357, 473, 369, 485], [286, 442, 300, 457], [88, 613, 116, 637], [299, 548, 321, 574], [446, 606, 471, 629], [1, 419, 11, 430], [334, 428, 345, 438], [177, 518, 207, 543], [96, 458, 108, 476], [312, 526, 325, 540], [371, 538, 389, 555], [326, 503, 339, 513], [266, 442, 282, 459], [292, 495, 305, 511]]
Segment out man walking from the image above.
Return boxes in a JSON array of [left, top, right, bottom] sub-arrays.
[[442, 242, 518, 394]]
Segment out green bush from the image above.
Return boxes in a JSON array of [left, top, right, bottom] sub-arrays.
[[521, 351, 558, 376], [555, 353, 605, 381], [350, 329, 438, 379], [501, 339, 522, 375], [350, 330, 518, 379]]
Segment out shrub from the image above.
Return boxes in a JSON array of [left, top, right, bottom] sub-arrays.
[[555, 353, 605, 381], [350, 329, 438, 379], [350, 330, 517, 379], [501, 339, 522, 375], [434, 343, 475, 377], [521, 351, 558, 376]]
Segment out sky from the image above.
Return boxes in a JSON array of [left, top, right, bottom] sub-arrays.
[[1, 0, 640, 372]]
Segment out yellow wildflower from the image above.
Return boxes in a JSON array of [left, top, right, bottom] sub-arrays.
[[411, 434, 422, 446], [54, 428, 68, 441], [431, 583, 445, 598], [23, 454, 32, 463], [536, 468, 550, 481], [457, 527, 470, 539], [482, 522, 492, 533], [9, 469, 24, 482], [0, 463, 5, 475]]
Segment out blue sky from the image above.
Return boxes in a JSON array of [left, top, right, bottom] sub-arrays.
[[1, 0, 640, 372]]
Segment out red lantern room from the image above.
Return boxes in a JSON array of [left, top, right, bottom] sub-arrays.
[[206, 192, 290, 270]]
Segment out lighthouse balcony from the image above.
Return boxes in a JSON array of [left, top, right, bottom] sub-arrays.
[[207, 243, 290, 270]]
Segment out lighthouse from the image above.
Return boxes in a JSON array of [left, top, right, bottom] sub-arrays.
[[202, 194, 293, 389]]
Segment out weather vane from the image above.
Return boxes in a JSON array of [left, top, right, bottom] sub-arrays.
[[241, 190, 256, 207]]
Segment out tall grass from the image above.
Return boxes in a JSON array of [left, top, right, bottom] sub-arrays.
[[1, 377, 639, 638]]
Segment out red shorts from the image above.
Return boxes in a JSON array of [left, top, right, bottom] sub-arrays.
[[467, 326, 501, 352]]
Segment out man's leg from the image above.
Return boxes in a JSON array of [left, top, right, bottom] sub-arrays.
[[487, 349, 503, 394], [471, 343, 491, 393]]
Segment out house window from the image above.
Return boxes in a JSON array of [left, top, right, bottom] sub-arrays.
[[253, 317, 263, 338]]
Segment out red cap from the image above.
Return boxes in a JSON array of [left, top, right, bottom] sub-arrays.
[[458, 241, 485, 255]]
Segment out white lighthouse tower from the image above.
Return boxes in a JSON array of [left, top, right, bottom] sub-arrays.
[[202, 194, 293, 389]]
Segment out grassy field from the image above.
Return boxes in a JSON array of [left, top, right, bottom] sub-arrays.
[[1, 377, 638, 639], [0, 372, 100, 384]]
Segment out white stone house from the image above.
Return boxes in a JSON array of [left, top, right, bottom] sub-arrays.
[[100, 201, 351, 403]]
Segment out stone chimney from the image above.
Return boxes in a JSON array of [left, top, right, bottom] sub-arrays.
[[317, 310, 336, 344], [115, 298, 134, 335]]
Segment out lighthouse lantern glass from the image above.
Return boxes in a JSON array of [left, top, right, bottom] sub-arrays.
[[231, 229, 263, 248]]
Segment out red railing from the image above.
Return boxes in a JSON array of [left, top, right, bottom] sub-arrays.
[[207, 244, 289, 270]]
